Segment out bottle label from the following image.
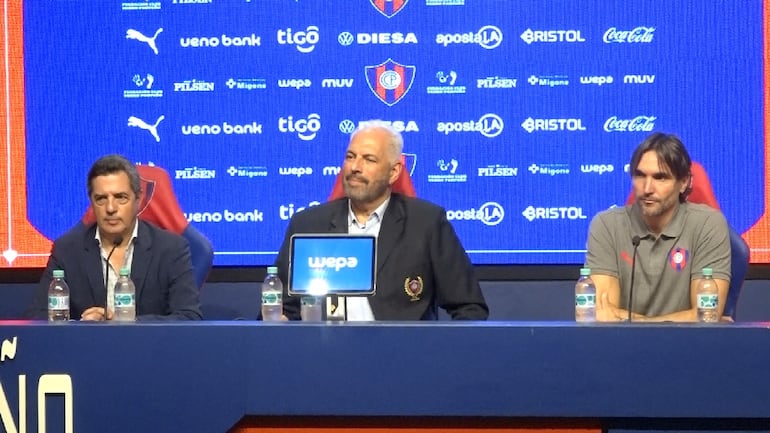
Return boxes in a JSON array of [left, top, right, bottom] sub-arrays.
[[575, 294, 596, 308], [48, 295, 69, 310], [697, 294, 718, 309], [262, 292, 282, 306], [115, 293, 135, 307]]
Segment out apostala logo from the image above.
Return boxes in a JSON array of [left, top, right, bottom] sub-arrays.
[[277, 26, 319, 53], [446, 202, 504, 226], [369, 0, 409, 17], [365, 59, 416, 106], [175, 167, 216, 180], [520, 29, 586, 44], [227, 165, 268, 178], [521, 117, 586, 133], [603, 115, 656, 132], [435, 25, 502, 49], [603, 26, 655, 43], [437, 113, 503, 138], [522, 206, 587, 221], [527, 74, 569, 87]]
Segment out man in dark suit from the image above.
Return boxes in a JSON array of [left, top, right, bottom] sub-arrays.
[[275, 121, 488, 320], [28, 155, 201, 321]]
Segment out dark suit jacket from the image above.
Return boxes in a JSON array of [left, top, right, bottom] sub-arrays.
[[28, 220, 202, 321], [275, 193, 488, 320]]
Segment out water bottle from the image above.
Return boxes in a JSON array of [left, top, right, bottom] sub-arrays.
[[114, 267, 136, 321], [575, 267, 596, 322], [47, 269, 70, 322], [301, 296, 323, 321], [697, 267, 718, 323], [261, 266, 283, 321]]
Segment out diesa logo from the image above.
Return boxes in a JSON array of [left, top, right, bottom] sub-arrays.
[[277, 26, 319, 53], [279, 114, 321, 141], [308, 256, 358, 271]]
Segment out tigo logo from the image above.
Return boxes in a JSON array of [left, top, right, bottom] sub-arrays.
[[279, 114, 321, 141], [277, 26, 319, 53]]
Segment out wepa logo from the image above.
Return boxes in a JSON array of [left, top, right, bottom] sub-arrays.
[[279, 114, 321, 141], [522, 206, 587, 221], [308, 256, 359, 271], [435, 25, 503, 49], [579, 75, 613, 86], [603, 116, 656, 132], [446, 202, 504, 226], [369, 0, 410, 17], [520, 29, 586, 44], [580, 164, 614, 175], [365, 58, 416, 106], [277, 26, 319, 53], [437, 113, 503, 138], [521, 118, 586, 133], [278, 167, 313, 177], [603, 27, 655, 43]]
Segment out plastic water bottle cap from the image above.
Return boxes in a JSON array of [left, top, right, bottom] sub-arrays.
[[52, 269, 64, 278], [580, 268, 591, 276], [267, 266, 278, 275], [702, 267, 713, 277], [119, 267, 130, 276]]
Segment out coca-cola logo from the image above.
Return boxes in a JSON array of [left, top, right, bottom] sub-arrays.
[[603, 116, 656, 132], [603, 26, 655, 43]]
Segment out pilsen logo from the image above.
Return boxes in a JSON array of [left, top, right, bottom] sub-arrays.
[[369, 0, 409, 18], [365, 59, 416, 106]]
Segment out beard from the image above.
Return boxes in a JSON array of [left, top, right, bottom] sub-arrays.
[[343, 173, 390, 204]]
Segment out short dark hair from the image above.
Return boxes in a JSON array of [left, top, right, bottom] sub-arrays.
[[87, 154, 142, 198], [629, 132, 692, 202]]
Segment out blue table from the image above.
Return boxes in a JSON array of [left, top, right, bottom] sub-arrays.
[[0, 321, 768, 433]]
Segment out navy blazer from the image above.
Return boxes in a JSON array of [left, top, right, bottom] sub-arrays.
[[28, 220, 202, 321], [275, 193, 488, 320]]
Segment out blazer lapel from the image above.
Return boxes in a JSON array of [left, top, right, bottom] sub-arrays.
[[376, 195, 406, 272], [130, 221, 152, 301], [328, 199, 351, 234], [83, 225, 107, 307]]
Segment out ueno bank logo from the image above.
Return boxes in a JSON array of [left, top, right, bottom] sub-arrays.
[[180, 33, 261, 48], [522, 206, 587, 221], [185, 209, 264, 223], [603, 116, 656, 132], [436, 25, 502, 49], [309, 256, 358, 271], [603, 27, 655, 43], [447, 202, 505, 226], [521, 118, 586, 133], [277, 26, 319, 53], [437, 113, 503, 138], [520, 29, 586, 44], [279, 114, 321, 141], [181, 121, 262, 135]]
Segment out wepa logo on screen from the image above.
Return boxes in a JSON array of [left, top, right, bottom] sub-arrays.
[[309, 256, 358, 272], [436, 25, 503, 49], [277, 26, 319, 53], [437, 114, 503, 138], [279, 114, 321, 141]]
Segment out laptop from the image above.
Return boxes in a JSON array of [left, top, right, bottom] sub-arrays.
[[287, 233, 377, 297]]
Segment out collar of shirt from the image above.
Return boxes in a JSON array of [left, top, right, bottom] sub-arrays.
[[348, 197, 390, 234], [628, 201, 687, 241]]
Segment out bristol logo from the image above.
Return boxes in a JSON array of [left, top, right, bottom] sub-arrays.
[[365, 58, 415, 106], [369, 0, 409, 18]]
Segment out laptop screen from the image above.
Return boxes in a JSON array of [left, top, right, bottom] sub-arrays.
[[288, 234, 377, 296]]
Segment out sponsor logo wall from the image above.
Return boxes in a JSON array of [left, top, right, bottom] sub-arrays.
[[18, 1, 764, 266]]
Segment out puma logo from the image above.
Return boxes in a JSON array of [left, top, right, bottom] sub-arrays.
[[126, 28, 164, 55], [128, 115, 165, 142]]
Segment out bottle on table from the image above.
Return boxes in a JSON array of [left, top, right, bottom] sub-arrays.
[[697, 267, 719, 323], [48, 269, 70, 322], [261, 266, 283, 321], [301, 296, 323, 321], [575, 267, 596, 322], [114, 267, 136, 322]]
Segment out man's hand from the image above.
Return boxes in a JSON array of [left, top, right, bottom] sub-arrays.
[[81, 307, 113, 321], [596, 292, 627, 322]]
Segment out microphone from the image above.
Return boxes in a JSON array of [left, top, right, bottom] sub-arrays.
[[104, 235, 124, 320], [628, 235, 641, 322]]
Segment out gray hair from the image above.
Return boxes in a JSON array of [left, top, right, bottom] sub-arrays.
[[350, 120, 403, 164]]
